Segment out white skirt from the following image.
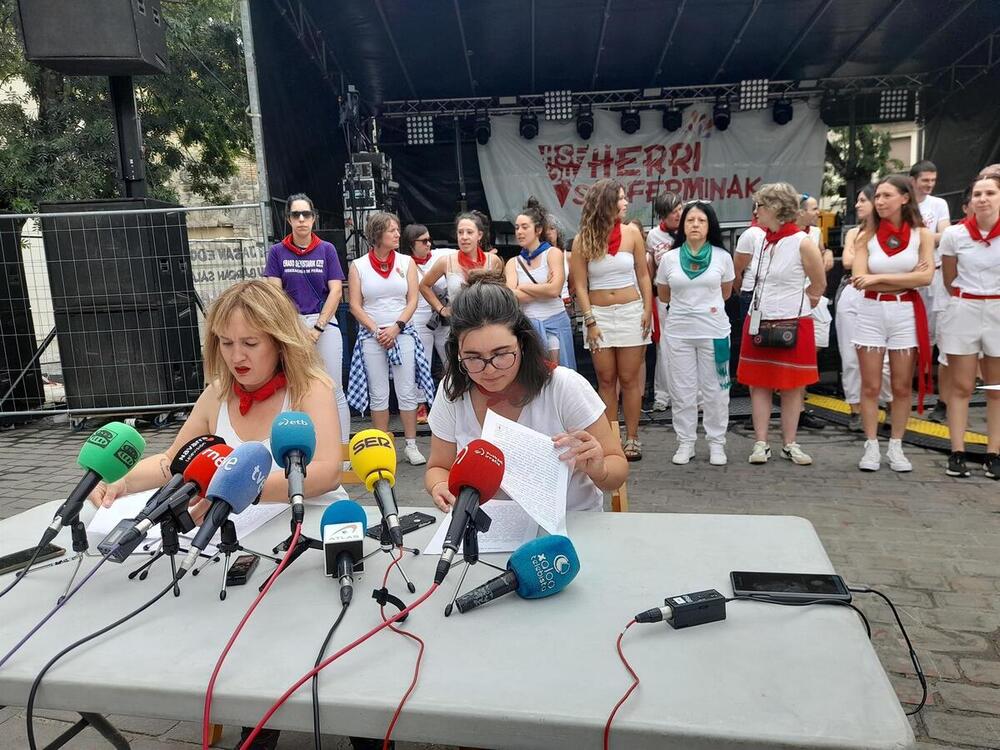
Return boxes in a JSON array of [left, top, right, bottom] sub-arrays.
[[585, 298, 651, 349]]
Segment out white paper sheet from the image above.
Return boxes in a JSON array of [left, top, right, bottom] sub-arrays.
[[423, 499, 538, 555], [481, 409, 568, 534], [88, 490, 287, 556]]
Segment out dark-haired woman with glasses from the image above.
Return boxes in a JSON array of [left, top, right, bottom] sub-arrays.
[[425, 272, 627, 513], [264, 193, 350, 441]]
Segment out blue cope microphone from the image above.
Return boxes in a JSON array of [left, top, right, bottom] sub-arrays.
[[454, 535, 580, 614], [271, 411, 316, 524], [179, 441, 271, 572], [320, 501, 368, 604]]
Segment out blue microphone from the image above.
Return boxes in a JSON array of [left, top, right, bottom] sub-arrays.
[[180, 442, 271, 571], [454, 535, 580, 614], [320, 501, 368, 604], [271, 411, 316, 524]]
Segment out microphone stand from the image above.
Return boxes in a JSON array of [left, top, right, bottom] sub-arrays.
[[126, 507, 215, 586], [443, 519, 504, 617], [213, 519, 281, 601], [359, 519, 420, 594]]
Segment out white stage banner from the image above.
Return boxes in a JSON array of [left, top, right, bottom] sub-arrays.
[[477, 104, 827, 229]]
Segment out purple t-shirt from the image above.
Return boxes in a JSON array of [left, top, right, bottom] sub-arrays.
[[264, 238, 345, 315]]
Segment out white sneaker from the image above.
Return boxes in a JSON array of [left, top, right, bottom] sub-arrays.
[[859, 439, 881, 472], [403, 443, 426, 466], [748, 441, 771, 464], [652, 399, 669, 412], [709, 443, 727, 466], [886, 439, 912, 472], [672, 443, 696, 465], [781, 442, 813, 466]]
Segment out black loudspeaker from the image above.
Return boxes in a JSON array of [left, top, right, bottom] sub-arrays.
[[17, 0, 170, 75], [39, 200, 202, 411], [0, 219, 45, 420]]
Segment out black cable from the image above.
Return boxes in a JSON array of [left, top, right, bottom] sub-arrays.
[[0, 542, 46, 601], [311, 602, 350, 750], [729, 594, 872, 637], [849, 586, 928, 715], [25, 574, 184, 749]]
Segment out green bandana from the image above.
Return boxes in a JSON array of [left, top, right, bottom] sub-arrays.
[[713, 337, 731, 390], [678, 242, 713, 280]]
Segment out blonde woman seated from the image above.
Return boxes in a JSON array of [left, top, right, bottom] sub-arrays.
[[89, 280, 343, 514]]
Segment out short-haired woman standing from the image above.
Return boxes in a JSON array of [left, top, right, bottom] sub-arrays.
[[646, 191, 682, 411]]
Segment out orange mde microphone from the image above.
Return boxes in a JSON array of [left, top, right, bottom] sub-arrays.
[[435, 440, 506, 583]]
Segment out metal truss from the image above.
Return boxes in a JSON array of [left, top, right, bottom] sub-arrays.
[[926, 26, 1000, 113], [270, 0, 342, 90]]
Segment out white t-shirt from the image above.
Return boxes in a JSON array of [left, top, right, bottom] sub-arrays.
[[645, 226, 676, 264], [655, 247, 734, 339], [427, 367, 607, 512], [353, 252, 412, 327], [918, 194, 951, 264], [735, 225, 766, 293], [939, 222, 1000, 296]]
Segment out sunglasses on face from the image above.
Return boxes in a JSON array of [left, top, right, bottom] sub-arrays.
[[289, 210, 314, 220], [416, 237, 432, 244]]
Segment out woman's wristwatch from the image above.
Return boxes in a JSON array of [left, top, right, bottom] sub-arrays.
[[395, 320, 406, 332], [313, 323, 325, 332]]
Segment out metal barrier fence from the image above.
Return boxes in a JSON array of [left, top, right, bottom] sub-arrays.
[[0, 203, 268, 423]]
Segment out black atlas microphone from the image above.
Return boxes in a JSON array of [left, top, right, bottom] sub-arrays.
[[349, 429, 403, 546], [270, 411, 316, 525], [434, 439, 505, 584], [320, 501, 367, 605]]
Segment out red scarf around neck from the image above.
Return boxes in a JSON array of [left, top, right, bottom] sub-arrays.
[[876, 219, 912, 256], [369, 249, 396, 279], [457, 247, 486, 271], [763, 221, 800, 245], [233, 371, 286, 416], [658, 220, 672, 233], [412, 251, 432, 266], [607, 220, 623, 256], [282, 233, 321, 256], [963, 215, 1000, 245]]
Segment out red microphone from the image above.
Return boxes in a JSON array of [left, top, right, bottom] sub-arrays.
[[435, 439, 505, 583]]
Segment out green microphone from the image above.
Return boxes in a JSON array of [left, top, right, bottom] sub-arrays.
[[41, 421, 146, 545]]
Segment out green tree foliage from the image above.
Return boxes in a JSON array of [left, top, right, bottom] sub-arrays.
[[823, 125, 904, 199], [0, 0, 251, 211]]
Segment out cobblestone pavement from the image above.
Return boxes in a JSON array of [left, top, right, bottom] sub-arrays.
[[1, 409, 998, 750]]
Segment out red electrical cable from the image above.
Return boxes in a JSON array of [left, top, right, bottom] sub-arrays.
[[603, 618, 639, 750], [201, 521, 303, 750], [238, 581, 440, 749], [379, 549, 427, 750]]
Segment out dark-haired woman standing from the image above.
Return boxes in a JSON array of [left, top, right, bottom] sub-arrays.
[[425, 272, 627, 512]]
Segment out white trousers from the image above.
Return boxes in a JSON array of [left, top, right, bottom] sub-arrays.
[[834, 288, 891, 404], [301, 313, 350, 440], [653, 299, 670, 403], [666, 336, 729, 446], [361, 334, 419, 412], [411, 308, 449, 405]]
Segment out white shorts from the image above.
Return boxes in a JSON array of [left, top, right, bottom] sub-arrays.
[[852, 296, 918, 351], [937, 297, 1000, 357], [585, 298, 651, 349]]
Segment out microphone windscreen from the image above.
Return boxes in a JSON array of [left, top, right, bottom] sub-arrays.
[[320, 500, 368, 534], [349, 429, 397, 490], [77, 422, 146, 483], [447, 439, 504, 500], [508, 535, 580, 600], [170, 434, 226, 475], [205, 442, 271, 512], [270, 411, 316, 465], [182, 444, 233, 494]]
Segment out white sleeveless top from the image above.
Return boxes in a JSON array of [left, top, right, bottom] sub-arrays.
[[866, 227, 920, 275], [515, 249, 566, 320], [588, 250, 637, 291], [444, 253, 499, 300], [414, 248, 453, 313], [216, 392, 346, 505], [750, 232, 810, 319], [353, 252, 411, 327]]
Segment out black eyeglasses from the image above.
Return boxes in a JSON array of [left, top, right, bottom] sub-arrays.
[[289, 210, 314, 220], [459, 350, 518, 374]]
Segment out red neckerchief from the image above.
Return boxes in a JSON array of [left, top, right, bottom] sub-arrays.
[[607, 221, 623, 256], [369, 249, 396, 279], [412, 252, 432, 266], [282, 233, 321, 256], [474, 361, 555, 407], [457, 247, 486, 271], [233, 371, 286, 416], [763, 222, 799, 245], [658, 220, 672, 233], [963, 215, 1000, 245], [876, 219, 912, 256]]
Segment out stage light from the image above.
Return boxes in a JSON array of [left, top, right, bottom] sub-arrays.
[[620, 108, 641, 135], [662, 102, 682, 132], [576, 105, 594, 140], [740, 78, 770, 111], [474, 109, 491, 145], [772, 98, 793, 125], [545, 89, 574, 120], [406, 115, 434, 145], [879, 89, 911, 121], [712, 97, 731, 132], [519, 111, 539, 140]]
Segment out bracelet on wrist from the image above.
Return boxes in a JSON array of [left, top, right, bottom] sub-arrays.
[[313, 324, 325, 333]]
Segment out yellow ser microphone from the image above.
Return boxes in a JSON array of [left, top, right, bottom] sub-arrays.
[[348, 429, 403, 546]]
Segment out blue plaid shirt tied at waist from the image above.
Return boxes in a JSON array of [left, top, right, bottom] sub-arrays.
[[347, 324, 435, 414]]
